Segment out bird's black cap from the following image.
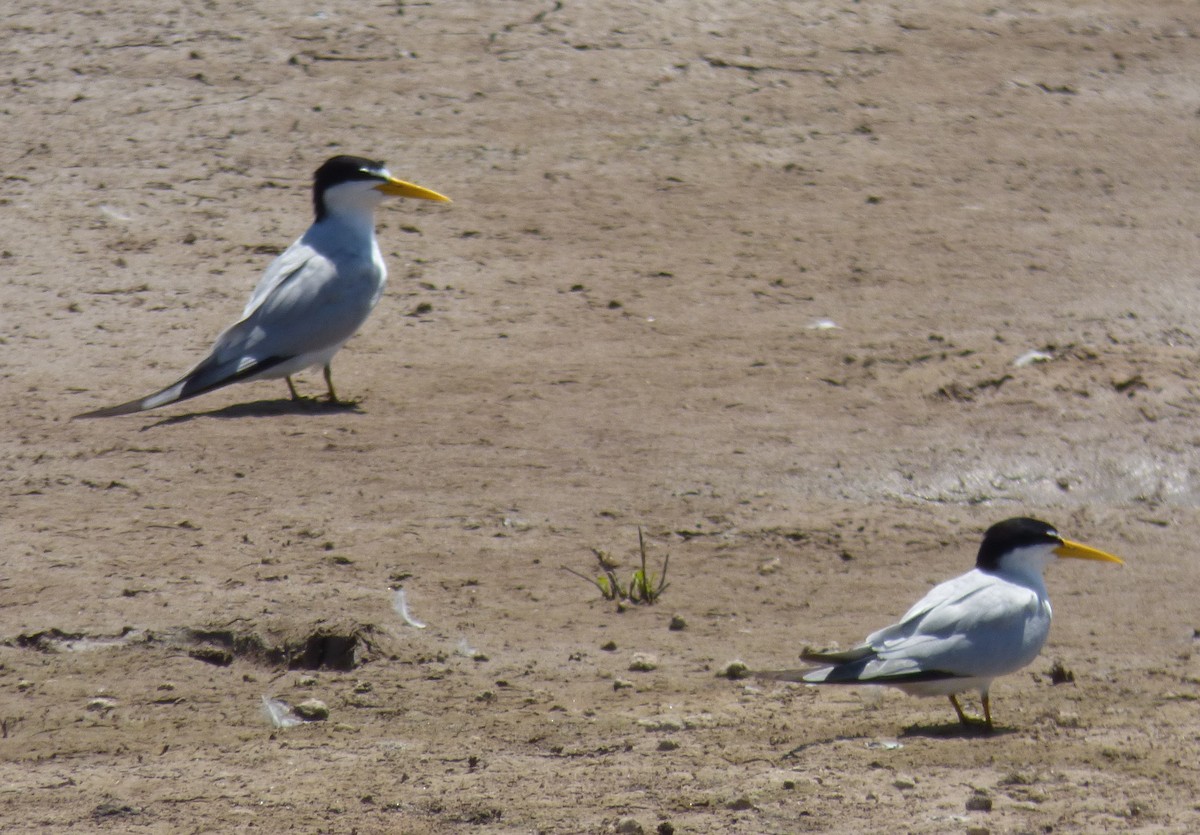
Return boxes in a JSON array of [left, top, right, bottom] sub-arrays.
[[976, 517, 1061, 572], [313, 155, 388, 220]]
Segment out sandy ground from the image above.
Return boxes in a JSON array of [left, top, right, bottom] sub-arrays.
[[4, 0, 1200, 831]]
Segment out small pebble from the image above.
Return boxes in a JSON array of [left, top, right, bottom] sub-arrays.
[[629, 652, 658, 672], [1047, 659, 1074, 685], [615, 817, 644, 834], [293, 698, 329, 721], [86, 697, 117, 713], [668, 614, 687, 631], [613, 679, 634, 691], [965, 791, 993, 812], [893, 777, 916, 790]]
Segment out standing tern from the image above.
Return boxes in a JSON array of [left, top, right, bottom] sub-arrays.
[[75, 155, 450, 418], [760, 517, 1123, 730]]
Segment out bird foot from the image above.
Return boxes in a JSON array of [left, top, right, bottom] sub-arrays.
[[957, 715, 995, 734], [323, 393, 360, 409], [949, 695, 994, 733]]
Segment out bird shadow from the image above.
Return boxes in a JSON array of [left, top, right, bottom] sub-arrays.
[[141, 397, 363, 428], [900, 721, 1016, 740]]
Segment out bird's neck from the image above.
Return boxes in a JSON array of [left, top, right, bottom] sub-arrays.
[[318, 208, 379, 242], [990, 565, 1049, 597]]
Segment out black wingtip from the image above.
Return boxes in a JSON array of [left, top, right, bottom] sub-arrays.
[[73, 400, 149, 419], [73, 378, 188, 419], [74, 355, 293, 419], [799, 645, 875, 665]]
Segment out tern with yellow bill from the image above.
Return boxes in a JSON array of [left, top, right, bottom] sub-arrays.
[[76, 155, 450, 418], [760, 517, 1123, 730]]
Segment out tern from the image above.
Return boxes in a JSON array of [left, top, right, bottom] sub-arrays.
[[760, 517, 1123, 730], [75, 155, 450, 418]]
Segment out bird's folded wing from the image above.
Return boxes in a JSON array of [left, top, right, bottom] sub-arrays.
[[212, 252, 366, 365], [241, 238, 316, 318]]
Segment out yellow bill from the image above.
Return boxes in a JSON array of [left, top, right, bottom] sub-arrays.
[[1055, 539, 1124, 564], [376, 176, 451, 202]]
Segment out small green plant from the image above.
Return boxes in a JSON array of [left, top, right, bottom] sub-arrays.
[[563, 527, 670, 605]]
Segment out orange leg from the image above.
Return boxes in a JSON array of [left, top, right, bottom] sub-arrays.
[[323, 364, 340, 404], [948, 694, 994, 732], [948, 694, 971, 725]]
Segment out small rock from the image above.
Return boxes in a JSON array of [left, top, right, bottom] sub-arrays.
[[16, 680, 33, 691], [188, 647, 232, 666], [629, 652, 658, 672], [757, 558, 781, 575], [965, 790, 993, 812], [1047, 660, 1074, 685], [87, 697, 117, 714], [668, 614, 687, 631], [613, 679, 634, 691], [656, 739, 679, 752], [615, 817, 644, 834], [293, 698, 329, 721], [92, 802, 138, 820], [656, 824, 675, 835], [720, 660, 750, 680], [893, 776, 916, 790], [726, 795, 754, 811], [296, 674, 319, 687]]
